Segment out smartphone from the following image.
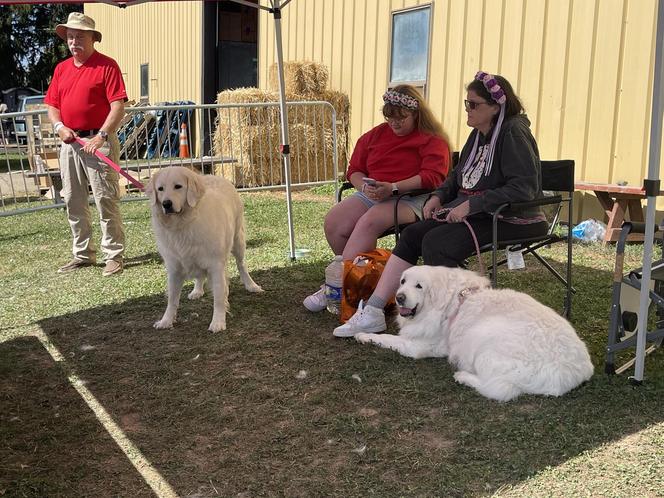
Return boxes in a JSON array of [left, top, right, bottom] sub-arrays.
[[362, 177, 376, 186]]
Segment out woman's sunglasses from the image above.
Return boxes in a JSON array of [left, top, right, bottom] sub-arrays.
[[464, 99, 492, 111]]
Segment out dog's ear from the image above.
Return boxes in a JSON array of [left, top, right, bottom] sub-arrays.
[[186, 170, 206, 207], [425, 267, 456, 312], [145, 171, 159, 206]]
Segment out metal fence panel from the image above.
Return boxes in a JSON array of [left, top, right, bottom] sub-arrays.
[[0, 101, 344, 217]]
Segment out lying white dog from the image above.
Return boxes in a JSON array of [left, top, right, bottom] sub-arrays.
[[356, 266, 593, 401], [146, 167, 263, 332]]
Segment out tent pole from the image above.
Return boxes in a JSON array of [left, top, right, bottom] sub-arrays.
[[229, 0, 296, 261], [271, 0, 297, 261], [633, 0, 664, 383]]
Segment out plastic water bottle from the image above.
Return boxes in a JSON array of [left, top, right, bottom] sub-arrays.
[[325, 255, 343, 314]]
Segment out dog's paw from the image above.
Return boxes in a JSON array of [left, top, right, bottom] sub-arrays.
[[355, 333, 373, 344], [453, 371, 474, 386], [246, 283, 264, 293], [208, 319, 227, 333], [153, 318, 174, 329], [187, 289, 204, 300]]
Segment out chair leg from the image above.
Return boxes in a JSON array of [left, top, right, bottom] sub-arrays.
[[530, 251, 576, 291]]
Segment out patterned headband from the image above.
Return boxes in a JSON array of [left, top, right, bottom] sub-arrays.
[[475, 71, 507, 105], [382, 90, 419, 110]]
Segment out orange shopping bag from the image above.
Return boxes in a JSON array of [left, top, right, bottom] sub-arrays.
[[340, 249, 394, 323]]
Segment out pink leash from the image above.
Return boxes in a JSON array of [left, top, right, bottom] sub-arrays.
[[74, 137, 145, 191], [433, 209, 485, 275]]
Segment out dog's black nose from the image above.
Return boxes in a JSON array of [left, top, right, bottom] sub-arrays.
[[162, 199, 173, 210], [396, 293, 405, 305]]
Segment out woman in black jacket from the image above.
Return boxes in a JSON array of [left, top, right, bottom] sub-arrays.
[[334, 72, 549, 338]]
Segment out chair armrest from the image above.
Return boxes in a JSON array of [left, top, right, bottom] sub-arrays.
[[493, 195, 565, 216], [393, 188, 434, 240], [337, 181, 355, 203], [395, 188, 432, 201]]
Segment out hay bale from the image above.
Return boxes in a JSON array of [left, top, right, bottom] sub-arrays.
[[214, 121, 343, 187], [268, 61, 329, 95], [216, 87, 280, 126], [212, 76, 350, 186], [315, 89, 350, 121]]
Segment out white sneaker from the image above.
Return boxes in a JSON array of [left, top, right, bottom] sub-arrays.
[[303, 285, 327, 312], [333, 300, 386, 337]]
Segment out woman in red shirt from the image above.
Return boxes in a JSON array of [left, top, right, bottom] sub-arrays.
[[304, 84, 451, 312]]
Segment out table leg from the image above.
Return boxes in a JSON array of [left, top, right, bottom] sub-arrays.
[[595, 191, 624, 243], [627, 199, 645, 222]]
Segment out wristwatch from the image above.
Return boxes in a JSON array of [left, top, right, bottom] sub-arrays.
[[392, 183, 399, 196], [97, 130, 109, 141]]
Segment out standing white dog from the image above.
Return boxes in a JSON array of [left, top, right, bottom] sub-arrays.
[[146, 167, 263, 332], [356, 266, 593, 401]]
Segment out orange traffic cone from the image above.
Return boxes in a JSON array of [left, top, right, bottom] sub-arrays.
[[179, 122, 190, 158]]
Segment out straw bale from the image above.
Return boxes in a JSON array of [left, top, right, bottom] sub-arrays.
[[216, 87, 280, 126], [314, 89, 350, 122], [268, 61, 329, 95], [214, 121, 345, 187], [212, 78, 350, 186]]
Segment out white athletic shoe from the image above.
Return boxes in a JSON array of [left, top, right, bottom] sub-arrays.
[[333, 300, 386, 337], [303, 285, 327, 312]]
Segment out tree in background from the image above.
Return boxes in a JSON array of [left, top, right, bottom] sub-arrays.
[[0, 4, 82, 93]]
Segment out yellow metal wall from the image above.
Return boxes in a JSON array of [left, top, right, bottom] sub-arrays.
[[259, 0, 664, 217], [84, 1, 203, 104]]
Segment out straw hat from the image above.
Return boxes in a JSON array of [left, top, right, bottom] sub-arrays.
[[55, 13, 102, 43]]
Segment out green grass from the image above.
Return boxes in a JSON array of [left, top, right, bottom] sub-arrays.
[[0, 190, 663, 497], [0, 151, 31, 174]]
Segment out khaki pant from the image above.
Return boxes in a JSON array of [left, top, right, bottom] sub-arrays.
[[59, 135, 125, 263]]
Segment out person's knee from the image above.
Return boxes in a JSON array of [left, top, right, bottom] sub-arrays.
[[353, 211, 389, 237], [421, 232, 458, 267], [323, 210, 341, 239]]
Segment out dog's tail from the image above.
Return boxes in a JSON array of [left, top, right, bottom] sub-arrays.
[[522, 356, 594, 397]]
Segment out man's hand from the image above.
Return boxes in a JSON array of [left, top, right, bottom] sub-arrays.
[[82, 133, 105, 155], [57, 126, 76, 144]]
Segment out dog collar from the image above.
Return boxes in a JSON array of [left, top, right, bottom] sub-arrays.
[[458, 286, 481, 303], [447, 286, 483, 326]]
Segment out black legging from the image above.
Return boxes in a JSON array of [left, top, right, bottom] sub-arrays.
[[392, 217, 549, 267]]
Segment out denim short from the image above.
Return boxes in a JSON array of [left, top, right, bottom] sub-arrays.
[[352, 191, 429, 220]]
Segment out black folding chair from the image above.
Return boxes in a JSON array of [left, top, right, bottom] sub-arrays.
[[479, 159, 576, 318]]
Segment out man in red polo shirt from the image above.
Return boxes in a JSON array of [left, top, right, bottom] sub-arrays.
[[46, 12, 128, 276]]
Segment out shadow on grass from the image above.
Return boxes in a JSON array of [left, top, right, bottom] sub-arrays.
[[2, 260, 663, 496], [124, 251, 162, 268], [0, 230, 40, 243]]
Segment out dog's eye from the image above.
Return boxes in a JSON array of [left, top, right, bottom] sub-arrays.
[[157, 186, 163, 191], [174, 184, 183, 190], [416, 283, 422, 289], [400, 278, 405, 285]]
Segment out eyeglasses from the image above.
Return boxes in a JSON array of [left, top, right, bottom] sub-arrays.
[[464, 99, 492, 111], [384, 115, 409, 124]]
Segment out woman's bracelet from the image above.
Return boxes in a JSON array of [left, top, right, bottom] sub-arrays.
[[54, 121, 64, 133]]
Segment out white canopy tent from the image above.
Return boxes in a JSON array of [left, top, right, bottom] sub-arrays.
[[6, 0, 664, 379]]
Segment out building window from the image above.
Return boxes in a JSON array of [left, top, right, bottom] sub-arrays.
[[140, 63, 149, 102], [389, 5, 431, 93]]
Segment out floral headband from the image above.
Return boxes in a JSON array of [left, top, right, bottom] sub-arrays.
[[382, 90, 419, 110], [475, 71, 506, 105]]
